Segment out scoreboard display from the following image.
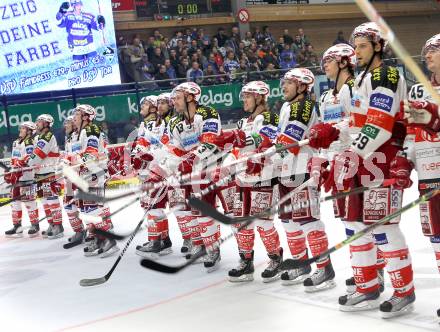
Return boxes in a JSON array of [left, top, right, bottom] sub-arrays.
[[136, 0, 232, 18]]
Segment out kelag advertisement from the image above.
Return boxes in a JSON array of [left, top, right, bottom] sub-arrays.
[[0, 0, 121, 95]]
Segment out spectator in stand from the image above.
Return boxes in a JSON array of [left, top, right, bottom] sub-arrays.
[[155, 65, 173, 89], [169, 49, 180, 69], [292, 34, 305, 55], [276, 37, 285, 54], [164, 59, 178, 85], [169, 30, 183, 49], [177, 58, 190, 82], [136, 54, 158, 89], [188, 39, 198, 57], [150, 47, 166, 73], [248, 61, 262, 81], [117, 36, 132, 83], [174, 39, 185, 58], [197, 48, 208, 68], [254, 27, 265, 45], [223, 51, 240, 78], [333, 30, 349, 45], [160, 41, 169, 61], [233, 60, 249, 83], [263, 62, 279, 80], [191, 52, 200, 66], [237, 42, 247, 59], [203, 64, 218, 86], [260, 44, 278, 69], [216, 27, 228, 48], [283, 29, 293, 46], [298, 28, 310, 46], [263, 26, 275, 45], [183, 28, 192, 44], [186, 61, 204, 85], [145, 36, 156, 59], [153, 29, 163, 46], [279, 43, 296, 71], [242, 31, 253, 47], [124, 116, 138, 139], [217, 65, 230, 84], [227, 26, 241, 54], [128, 37, 145, 82], [206, 53, 219, 72], [198, 28, 211, 48]]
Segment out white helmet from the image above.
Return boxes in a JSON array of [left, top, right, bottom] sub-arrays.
[[157, 92, 172, 106], [140, 95, 158, 108], [282, 68, 315, 92], [20, 121, 36, 133], [321, 43, 356, 71], [174, 82, 202, 103], [350, 22, 387, 48], [64, 115, 74, 125], [422, 33, 440, 58], [240, 81, 270, 101], [36, 114, 54, 127], [75, 104, 96, 121]]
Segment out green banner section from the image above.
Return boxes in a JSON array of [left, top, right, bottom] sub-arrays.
[[0, 80, 286, 135]]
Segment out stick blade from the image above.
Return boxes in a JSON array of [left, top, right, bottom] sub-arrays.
[[188, 197, 235, 224], [280, 258, 314, 270], [140, 259, 182, 274], [79, 276, 108, 287]]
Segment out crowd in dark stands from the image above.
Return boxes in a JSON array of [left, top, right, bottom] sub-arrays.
[[116, 26, 341, 87]]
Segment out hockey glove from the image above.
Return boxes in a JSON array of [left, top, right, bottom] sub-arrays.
[[97, 15, 106, 28], [131, 149, 154, 171], [323, 151, 360, 192], [4, 170, 22, 185], [309, 123, 340, 149], [307, 156, 329, 187], [59, 2, 70, 15], [178, 153, 197, 175], [389, 156, 413, 190], [405, 100, 440, 133], [211, 129, 247, 150]]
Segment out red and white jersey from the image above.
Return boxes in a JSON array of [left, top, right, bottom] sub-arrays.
[[318, 79, 355, 158], [404, 81, 440, 185], [234, 111, 279, 185], [276, 93, 319, 175], [137, 115, 164, 150], [29, 130, 60, 175], [350, 65, 406, 159], [11, 137, 34, 182]]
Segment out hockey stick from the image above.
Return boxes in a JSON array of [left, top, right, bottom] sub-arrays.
[[354, 0, 440, 105], [280, 186, 440, 270], [139, 177, 311, 274], [96, 0, 115, 56]]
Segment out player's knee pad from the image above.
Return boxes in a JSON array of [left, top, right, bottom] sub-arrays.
[[374, 225, 410, 271], [363, 187, 402, 224]]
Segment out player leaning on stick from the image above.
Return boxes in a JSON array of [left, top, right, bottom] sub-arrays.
[[28, 114, 64, 239], [389, 33, 440, 318], [274, 68, 335, 292], [4, 122, 39, 238], [133, 94, 174, 259], [310, 22, 414, 317], [309, 44, 386, 294], [226, 81, 283, 283], [72, 104, 119, 258]]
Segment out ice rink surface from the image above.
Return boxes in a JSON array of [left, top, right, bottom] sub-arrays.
[[0, 183, 439, 332]]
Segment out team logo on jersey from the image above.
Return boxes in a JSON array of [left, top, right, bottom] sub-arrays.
[[37, 141, 46, 149], [182, 135, 199, 147], [370, 93, 393, 112], [284, 124, 305, 141], [260, 126, 277, 140], [373, 233, 388, 245], [202, 122, 218, 133], [323, 105, 343, 122]]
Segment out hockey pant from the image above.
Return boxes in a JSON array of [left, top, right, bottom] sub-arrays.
[[36, 174, 62, 226], [10, 183, 39, 225], [232, 185, 281, 259], [64, 181, 84, 233]]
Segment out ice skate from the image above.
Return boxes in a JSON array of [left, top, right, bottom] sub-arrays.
[[63, 230, 86, 249], [136, 240, 161, 259], [303, 262, 336, 292], [180, 238, 192, 256], [98, 238, 120, 258], [5, 224, 23, 238], [229, 252, 254, 282], [160, 237, 173, 256], [185, 245, 205, 264], [380, 292, 415, 318], [339, 289, 381, 312], [83, 237, 100, 257], [42, 223, 53, 238], [203, 248, 221, 273], [47, 224, 64, 239], [28, 223, 40, 238], [281, 264, 311, 286], [261, 248, 283, 283]]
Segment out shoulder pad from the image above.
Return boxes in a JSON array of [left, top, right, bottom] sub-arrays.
[[261, 111, 279, 127], [85, 124, 101, 137], [371, 65, 400, 92], [169, 115, 183, 133], [196, 106, 219, 120], [289, 97, 315, 125], [346, 78, 355, 88], [23, 137, 33, 146]]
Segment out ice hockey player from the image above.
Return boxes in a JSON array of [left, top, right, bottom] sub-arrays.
[[308, 43, 385, 294], [390, 33, 440, 318], [133, 94, 173, 259], [169, 82, 224, 272], [62, 115, 86, 247], [274, 68, 335, 292], [72, 104, 119, 258], [311, 22, 415, 317], [28, 114, 64, 239], [4, 122, 39, 238], [226, 81, 283, 283], [56, 0, 106, 61]]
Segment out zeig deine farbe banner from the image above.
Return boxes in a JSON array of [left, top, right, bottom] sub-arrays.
[[0, 0, 121, 95]]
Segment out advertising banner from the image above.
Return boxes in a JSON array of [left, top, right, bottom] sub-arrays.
[[0, 0, 121, 95]]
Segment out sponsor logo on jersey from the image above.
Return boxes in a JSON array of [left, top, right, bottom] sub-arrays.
[[361, 124, 380, 139], [421, 162, 440, 172], [323, 105, 343, 122], [26, 147, 34, 155], [370, 93, 393, 112], [284, 124, 304, 141], [87, 139, 99, 148], [260, 126, 277, 140], [37, 141, 46, 149], [373, 233, 388, 245], [72, 143, 81, 152], [12, 150, 21, 157], [351, 95, 361, 108], [182, 135, 199, 147], [202, 122, 219, 133]]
